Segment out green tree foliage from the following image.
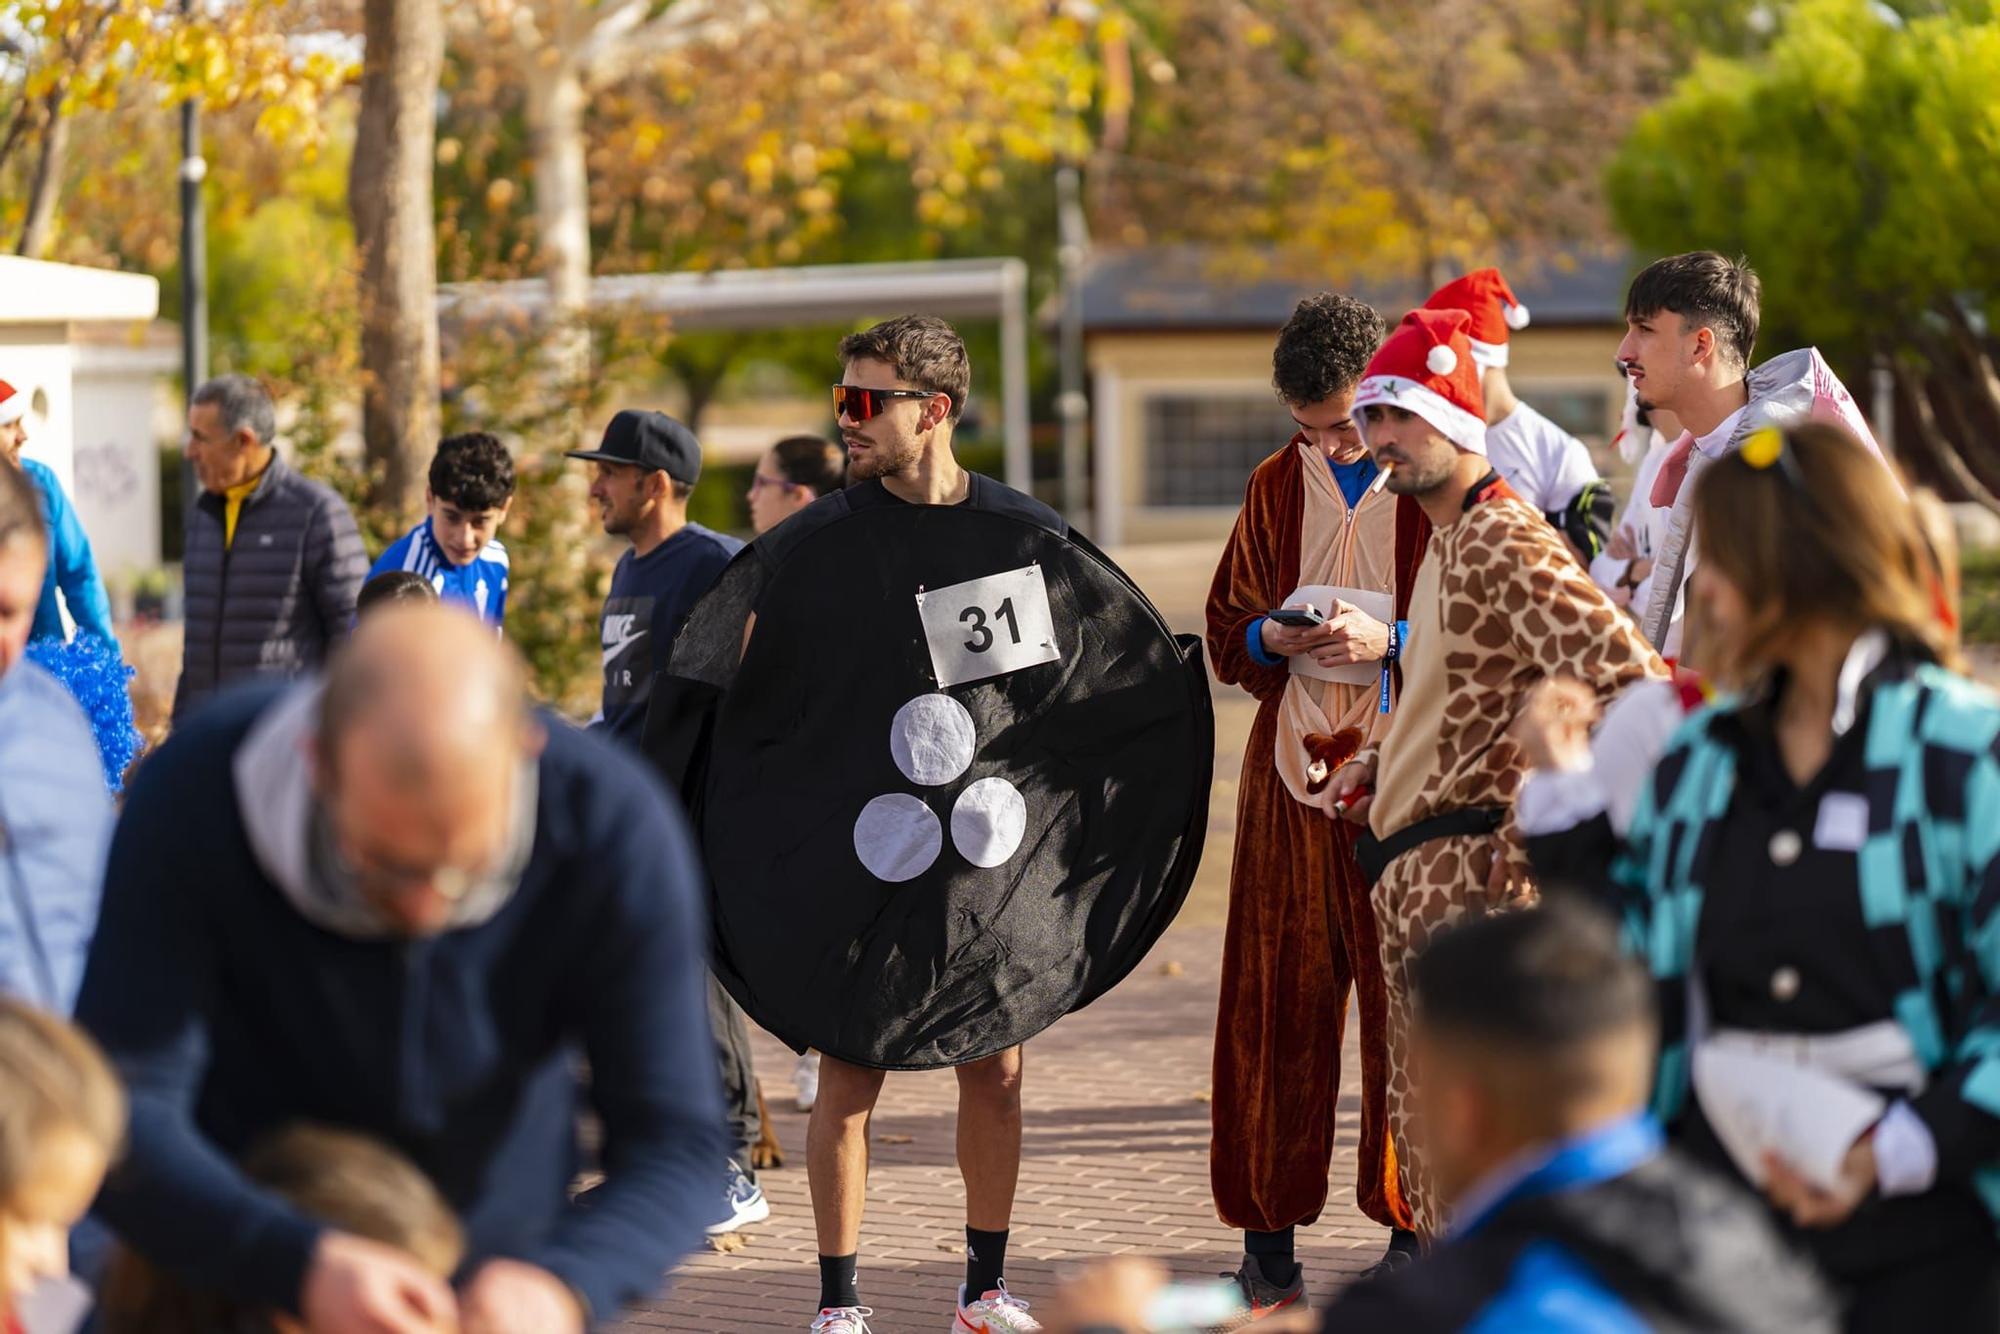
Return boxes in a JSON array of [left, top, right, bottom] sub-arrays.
[[1606, 0, 2000, 504]]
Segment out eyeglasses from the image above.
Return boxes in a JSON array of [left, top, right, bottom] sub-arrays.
[[335, 839, 481, 903], [749, 472, 803, 494], [832, 385, 942, 422]]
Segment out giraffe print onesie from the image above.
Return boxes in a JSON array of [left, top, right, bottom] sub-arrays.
[[1363, 480, 1665, 1238]]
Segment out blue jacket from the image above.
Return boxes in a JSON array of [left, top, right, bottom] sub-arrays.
[[20, 458, 115, 645], [1322, 1116, 1834, 1332], [0, 660, 112, 1011], [76, 683, 728, 1321], [369, 519, 510, 627]]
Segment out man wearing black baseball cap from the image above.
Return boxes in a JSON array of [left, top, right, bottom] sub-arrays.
[[568, 410, 768, 1241], [567, 410, 743, 745]]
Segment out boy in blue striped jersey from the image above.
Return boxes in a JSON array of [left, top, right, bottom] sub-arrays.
[[370, 433, 515, 628]]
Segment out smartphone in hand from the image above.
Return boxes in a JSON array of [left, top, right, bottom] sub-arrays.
[[1265, 605, 1326, 629]]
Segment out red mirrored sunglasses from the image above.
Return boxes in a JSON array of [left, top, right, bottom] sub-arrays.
[[832, 384, 944, 422]]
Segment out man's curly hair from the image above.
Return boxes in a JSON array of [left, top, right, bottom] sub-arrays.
[[428, 432, 515, 512], [1272, 294, 1387, 408]]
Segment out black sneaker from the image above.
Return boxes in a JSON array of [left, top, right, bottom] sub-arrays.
[[1356, 1228, 1421, 1281], [1207, 1256, 1307, 1330]]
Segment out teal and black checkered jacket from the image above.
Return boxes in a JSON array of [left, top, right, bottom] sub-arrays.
[[1606, 663, 2000, 1224]]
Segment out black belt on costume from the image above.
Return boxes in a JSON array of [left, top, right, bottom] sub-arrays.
[[1356, 805, 1507, 886]]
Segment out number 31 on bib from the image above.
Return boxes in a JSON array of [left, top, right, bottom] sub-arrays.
[[916, 564, 1063, 688]]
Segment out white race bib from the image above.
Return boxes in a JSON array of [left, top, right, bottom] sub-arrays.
[[916, 564, 1062, 688], [1814, 792, 1870, 853]]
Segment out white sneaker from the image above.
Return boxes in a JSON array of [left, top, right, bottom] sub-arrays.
[[952, 1280, 1042, 1332], [705, 1158, 770, 1235], [812, 1306, 874, 1333], [795, 1050, 822, 1112]]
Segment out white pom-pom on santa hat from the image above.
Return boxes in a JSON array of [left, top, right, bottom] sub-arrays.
[[1426, 343, 1458, 377], [1504, 301, 1531, 330]]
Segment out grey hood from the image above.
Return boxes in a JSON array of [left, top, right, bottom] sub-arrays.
[[232, 680, 538, 939]]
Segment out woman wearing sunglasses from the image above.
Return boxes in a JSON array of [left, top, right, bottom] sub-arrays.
[[1514, 420, 1997, 1332], [748, 435, 846, 538]]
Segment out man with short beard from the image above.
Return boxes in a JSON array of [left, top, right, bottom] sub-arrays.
[[667, 315, 1064, 1334], [799, 316, 1059, 1334], [568, 410, 743, 746], [1326, 309, 1664, 1241], [567, 412, 768, 1245], [647, 315, 1205, 1334]]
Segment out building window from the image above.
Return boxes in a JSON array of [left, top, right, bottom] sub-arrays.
[[1142, 393, 1298, 507], [1518, 385, 1615, 452]]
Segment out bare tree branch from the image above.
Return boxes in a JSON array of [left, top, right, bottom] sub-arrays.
[[1898, 359, 2000, 517]]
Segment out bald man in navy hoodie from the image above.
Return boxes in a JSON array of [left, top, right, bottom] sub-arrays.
[[77, 606, 725, 1333]]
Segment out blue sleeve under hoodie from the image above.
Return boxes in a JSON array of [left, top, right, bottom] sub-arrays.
[[76, 684, 727, 1321]]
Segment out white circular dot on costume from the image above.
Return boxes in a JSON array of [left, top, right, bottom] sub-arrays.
[[854, 794, 942, 882], [890, 693, 978, 787], [951, 777, 1028, 869]]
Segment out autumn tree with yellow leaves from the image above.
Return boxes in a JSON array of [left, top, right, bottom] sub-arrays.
[[0, 0, 348, 257], [1099, 0, 1687, 288]]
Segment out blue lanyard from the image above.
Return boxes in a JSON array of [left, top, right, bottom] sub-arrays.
[[1379, 619, 1409, 713]]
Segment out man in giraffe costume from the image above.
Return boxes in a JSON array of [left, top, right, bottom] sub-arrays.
[[1326, 308, 1666, 1239]]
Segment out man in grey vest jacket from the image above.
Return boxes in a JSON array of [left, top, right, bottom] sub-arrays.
[[173, 374, 367, 721]]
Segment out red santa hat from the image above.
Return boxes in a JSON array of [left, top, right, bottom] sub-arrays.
[[1352, 308, 1488, 456], [0, 380, 25, 427], [1422, 268, 1530, 368]]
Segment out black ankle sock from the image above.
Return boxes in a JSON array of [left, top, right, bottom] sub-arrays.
[[965, 1226, 1010, 1298], [818, 1253, 859, 1311], [1245, 1227, 1296, 1286], [1389, 1227, 1421, 1258]]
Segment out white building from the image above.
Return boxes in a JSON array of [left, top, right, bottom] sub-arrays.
[[0, 256, 172, 594]]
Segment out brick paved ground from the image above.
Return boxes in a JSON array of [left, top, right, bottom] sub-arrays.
[[610, 926, 1385, 1333]]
